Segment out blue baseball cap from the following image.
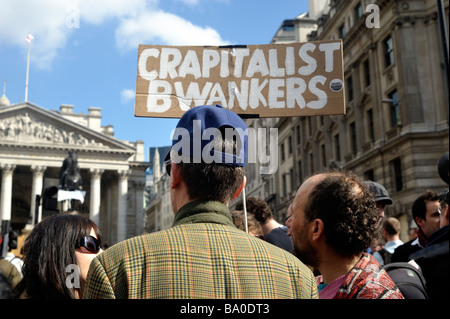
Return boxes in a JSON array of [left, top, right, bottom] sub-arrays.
[[164, 105, 248, 167]]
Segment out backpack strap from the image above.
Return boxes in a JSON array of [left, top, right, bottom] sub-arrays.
[[378, 248, 393, 264]]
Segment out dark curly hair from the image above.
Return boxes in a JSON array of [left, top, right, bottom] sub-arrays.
[[304, 170, 380, 257], [235, 197, 273, 224]]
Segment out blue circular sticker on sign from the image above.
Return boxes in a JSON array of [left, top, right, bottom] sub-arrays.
[[330, 79, 343, 92]]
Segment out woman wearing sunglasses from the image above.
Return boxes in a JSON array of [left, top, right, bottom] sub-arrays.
[[15, 214, 102, 299]]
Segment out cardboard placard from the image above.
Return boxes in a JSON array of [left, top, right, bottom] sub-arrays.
[[135, 41, 345, 118]]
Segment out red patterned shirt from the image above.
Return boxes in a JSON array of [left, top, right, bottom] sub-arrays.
[[316, 253, 404, 299]]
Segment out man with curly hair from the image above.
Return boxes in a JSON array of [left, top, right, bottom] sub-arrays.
[[290, 170, 404, 299]]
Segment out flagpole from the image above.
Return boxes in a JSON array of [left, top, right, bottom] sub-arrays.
[[25, 39, 31, 102]]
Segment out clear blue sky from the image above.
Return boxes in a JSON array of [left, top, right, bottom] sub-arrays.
[[0, 0, 309, 161]]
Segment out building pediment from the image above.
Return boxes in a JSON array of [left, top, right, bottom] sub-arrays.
[[0, 102, 134, 154]]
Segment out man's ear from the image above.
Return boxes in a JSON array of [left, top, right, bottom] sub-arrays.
[[415, 216, 425, 229], [311, 219, 324, 242], [170, 162, 182, 189], [232, 176, 247, 199]]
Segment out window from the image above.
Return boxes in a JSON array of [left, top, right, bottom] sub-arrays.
[[384, 36, 394, 67], [367, 109, 375, 140], [308, 117, 312, 136], [309, 153, 314, 175], [391, 157, 403, 191], [289, 168, 294, 193], [389, 90, 401, 127], [321, 144, 327, 168], [363, 59, 371, 87], [334, 134, 341, 161], [354, 3, 363, 20], [281, 20, 295, 31], [296, 125, 301, 145], [280, 143, 285, 162], [350, 122, 357, 155], [346, 76, 354, 102], [298, 160, 303, 185], [288, 136, 293, 155], [339, 23, 346, 38], [282, 174, 287, 197]]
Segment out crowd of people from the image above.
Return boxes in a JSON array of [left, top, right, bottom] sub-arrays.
[[0, 105, 448, 300]]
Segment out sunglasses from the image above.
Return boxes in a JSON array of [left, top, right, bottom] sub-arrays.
[[76, 236, 101, 253]]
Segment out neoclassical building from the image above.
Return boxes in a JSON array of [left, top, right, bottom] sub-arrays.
[[0, 98, 148, 246]]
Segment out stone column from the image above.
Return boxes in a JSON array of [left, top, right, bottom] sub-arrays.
[[0, 164, 16, 227], [89, 169, 104, 225], [29, 165, 46, 227], [135, 181, 146, 235], [117, 169, 130, 242]]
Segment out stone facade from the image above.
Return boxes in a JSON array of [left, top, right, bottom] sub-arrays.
[[144, 146, 173, 233], [0, 101, 149, 246], [233, 0, 449, 243]]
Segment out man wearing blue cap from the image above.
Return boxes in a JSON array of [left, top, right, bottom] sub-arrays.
[[83, 105, 317, 299]]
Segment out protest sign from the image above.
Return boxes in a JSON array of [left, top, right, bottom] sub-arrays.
[[135, 41, 345, 118]]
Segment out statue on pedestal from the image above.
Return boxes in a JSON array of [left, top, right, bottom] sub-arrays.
[[59, 150, 82, 191]]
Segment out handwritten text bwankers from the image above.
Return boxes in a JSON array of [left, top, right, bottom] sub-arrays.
[[135, 41, 345, 118]]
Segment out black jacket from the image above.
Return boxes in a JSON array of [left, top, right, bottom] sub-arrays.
[[410, 225, 449, 300], [391, 238, 422, 263], [265, 226, 293, 253]]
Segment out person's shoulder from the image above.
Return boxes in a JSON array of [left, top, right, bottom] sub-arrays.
[[265, 227, 287, 242], [99, 230, 174, 260], [392, 239, 413, 253], [267, 226, 288, 236], [257, 237, 305, 267], [0, 259, 15, 272], [403, 238, 416, 246], [372, 250, 383, 261]]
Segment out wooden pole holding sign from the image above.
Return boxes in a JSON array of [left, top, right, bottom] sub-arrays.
[[135, 41, 345, 118]]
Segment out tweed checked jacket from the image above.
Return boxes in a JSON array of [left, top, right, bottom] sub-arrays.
[[83, 200, 318, 299]]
